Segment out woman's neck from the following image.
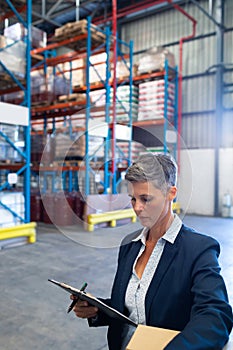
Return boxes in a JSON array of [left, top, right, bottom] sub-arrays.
[[147, 211, 174, 242]]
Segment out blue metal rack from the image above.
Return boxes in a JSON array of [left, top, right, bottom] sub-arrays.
[[114, 38, 134, 194], [29, 17, 134, 198], [84, 17, 134, 195], [132, 59, 178, 163], [0, 0, 31, 225], [163, 59, 178, 159]]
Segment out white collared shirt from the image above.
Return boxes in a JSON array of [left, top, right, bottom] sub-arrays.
[[120, 214, 182, 349]]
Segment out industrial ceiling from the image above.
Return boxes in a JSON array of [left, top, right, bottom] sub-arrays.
[[1, 0, 196, 35]]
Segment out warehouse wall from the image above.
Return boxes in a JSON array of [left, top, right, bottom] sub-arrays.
[[121, 0, 233, 215], [121, 0, 233, 148], [178, 148, 233, 216]]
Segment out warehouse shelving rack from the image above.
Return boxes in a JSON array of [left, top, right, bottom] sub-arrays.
[[30, 16, 134, 197], [132, 60, 179, 162], [0, 0, 32, 227]]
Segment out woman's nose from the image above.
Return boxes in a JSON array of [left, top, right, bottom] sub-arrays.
[[133, 200, 144, 212]]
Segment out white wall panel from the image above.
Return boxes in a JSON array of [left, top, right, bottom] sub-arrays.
[[225, 0, 233, 28], [178, 148, 233, 215], [182, 76, 216, 113], [222, 112, 233, 147], [178, 148, 215, 216], [182, 113, 215, 148], [183, 36, 216, 75]]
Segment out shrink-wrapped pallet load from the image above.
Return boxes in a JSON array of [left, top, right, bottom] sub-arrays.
[[137, 46, 175, 74]]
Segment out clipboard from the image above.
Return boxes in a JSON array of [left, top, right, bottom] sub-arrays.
[[48, 279, 137, 327]]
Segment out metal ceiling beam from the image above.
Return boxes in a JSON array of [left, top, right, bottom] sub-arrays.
[[32, 10, 62, 27], [190, 0, 226, 29], [76, 0, 80, 21], [88, 0, 107, 19], [93, 0, 183, 24], [47, 0, 64, 16]]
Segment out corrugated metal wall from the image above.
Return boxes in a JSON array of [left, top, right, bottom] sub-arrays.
[[121, 0, 233, 149]]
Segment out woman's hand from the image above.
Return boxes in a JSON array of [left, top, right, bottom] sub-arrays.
[[70, 295, 99, 319]]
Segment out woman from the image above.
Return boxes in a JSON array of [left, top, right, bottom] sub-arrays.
[[72, 153, 233, 349]]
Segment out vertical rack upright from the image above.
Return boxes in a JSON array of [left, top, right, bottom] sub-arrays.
[[163, 59, 178, 159], [0, 0, 31, 224], [84, 17, 134, 196], [112, 37, 134, 194]]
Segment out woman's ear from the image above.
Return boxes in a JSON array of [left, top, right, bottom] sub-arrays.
[[168, 186, 177, 201]]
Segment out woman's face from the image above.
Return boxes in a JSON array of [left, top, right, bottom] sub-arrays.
[[128, 181, 176, 229]]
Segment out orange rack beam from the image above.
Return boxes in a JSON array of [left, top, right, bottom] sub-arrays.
[[31, 33, 88, 55], [31, 100, 86, 113]]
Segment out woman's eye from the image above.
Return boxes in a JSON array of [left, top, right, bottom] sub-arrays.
[[142, 197, 152, 203]]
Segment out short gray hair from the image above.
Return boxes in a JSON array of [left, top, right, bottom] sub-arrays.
[[125, 153, 177, 193]]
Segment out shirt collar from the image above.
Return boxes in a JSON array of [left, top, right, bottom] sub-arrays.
[[132, 214, 182, 245]]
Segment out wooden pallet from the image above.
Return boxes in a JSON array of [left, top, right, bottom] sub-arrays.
[[31, 101, 51, 107], [58, 93, 86, 103], [54, 19, 105, 40], [58, 93, 86, 101], [52, 19, 106, 50]]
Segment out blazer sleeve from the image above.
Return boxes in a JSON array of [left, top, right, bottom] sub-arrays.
[[88, 298, 112, 327], [164, 233, 233, 350]]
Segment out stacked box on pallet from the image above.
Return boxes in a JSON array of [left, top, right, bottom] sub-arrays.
[[89, 53, 107, 85], [115, 60, 130, 79], [3, 90, 24, 105], [137, 47, 175, 74], [4, 23, 47, 48], [138, 80, 175, 121], [110, 85, 138, 122], [88, 136, 105, 160], [33, 133, 55, 166], [31, 70, 54, 105], [0, 124, 24, 162], [59, 58, 85, 88], [54, 132, 85, 161], [0, 39, 26, 78], [89, 86, 138, 122], [89, 89, 110, 123], [31, 68, 70, 106], [90, 89, 106, 107], [0, 191, 25, 227]]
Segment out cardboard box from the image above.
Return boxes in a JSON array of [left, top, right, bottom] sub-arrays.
[[126, 325, 180, 350], [4, 23, 47, 48]]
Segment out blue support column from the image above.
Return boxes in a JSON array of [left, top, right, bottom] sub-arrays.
[[24, 0, 32, 222], [104, 26, 111, 194], [83, 17, 133, 196], [128, 39, 134, 166], [111, 37, 134, 194], [164, 59, 169, 155], [173, 65, 179, 159], [85, 16, 92, 196], [0, 0, 32, 225]]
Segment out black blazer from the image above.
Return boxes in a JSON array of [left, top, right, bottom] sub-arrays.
[[90, 224, 233, 349]]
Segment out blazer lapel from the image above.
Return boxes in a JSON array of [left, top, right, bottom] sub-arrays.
[[118, 241, 142, 312], [145, 240, 179, 321]]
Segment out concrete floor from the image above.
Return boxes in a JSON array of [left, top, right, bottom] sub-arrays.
[[1, 215, 233, 350]]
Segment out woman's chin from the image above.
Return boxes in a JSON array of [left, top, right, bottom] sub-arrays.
[[139, 218, 152, 227], [139, 217, 159, 228]]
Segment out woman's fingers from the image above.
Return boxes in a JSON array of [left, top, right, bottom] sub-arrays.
[[72, 298, 98, 319]]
